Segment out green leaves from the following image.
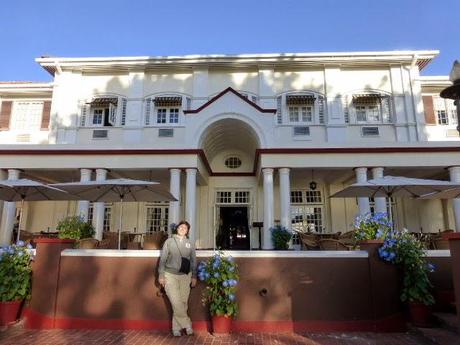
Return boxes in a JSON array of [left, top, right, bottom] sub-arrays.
[[0, 244, 33, 302], [270, 226, 292, 250], [57, 216, 95, 240]]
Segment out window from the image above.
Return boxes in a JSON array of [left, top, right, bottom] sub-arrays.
[[10, 101, 43, 130], [157, 108, 167, 124], [225, 156, 242, 169], [216, 190, 250, 204], [146, 204, 169, 234], [88, 202, 112, 232], [434, 96, 457, 126], [291, 189, 325, 246], [351, 94, 391, 124], [83, 97, 118, 127], [288, 106, 313, 123], [169, 108, 179, 123]]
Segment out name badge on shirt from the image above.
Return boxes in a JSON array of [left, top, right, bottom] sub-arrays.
[[186, 243, 191, 248]]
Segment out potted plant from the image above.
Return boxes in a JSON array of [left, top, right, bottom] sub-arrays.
[[379, 229, 435, 326], [57, 215, 95, 243], [197, 252, 239, 334], [270, 225, 292, 250], [0, 241, 33, 326]]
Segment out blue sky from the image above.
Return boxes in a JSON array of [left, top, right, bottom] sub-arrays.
[[0, 0, 457, 81]]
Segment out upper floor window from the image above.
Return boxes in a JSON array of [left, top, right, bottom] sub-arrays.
[[144, 95, 189, 126], [80, 96, 127, 127], [434, 96, 457, 126], [277, 93, 324, 125], [349, 93, 392, 124], [10, 101, 44, 130]]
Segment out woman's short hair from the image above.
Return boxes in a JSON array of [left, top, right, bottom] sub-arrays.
[[175, 220, 191, 235]]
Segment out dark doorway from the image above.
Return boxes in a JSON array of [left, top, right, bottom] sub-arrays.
[[216, 207, 250, 250]]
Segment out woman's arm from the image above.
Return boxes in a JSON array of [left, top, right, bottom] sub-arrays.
[[158, 239, 170, 282], [190, 243, 197, 279]]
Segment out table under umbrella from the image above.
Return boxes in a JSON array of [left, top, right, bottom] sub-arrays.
[[52, 178, 177, 249], [0, 179, 79, 243], [330, 175, 457, 223]]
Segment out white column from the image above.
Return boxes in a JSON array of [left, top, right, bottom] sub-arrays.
[[372, 167, 387, 214], [279, 168, 291, 229], [93, 168, 107, 240], [263, 168, 274, 249], [185, 168, 197, 244], [168, 168, 181, 236], [77, 169, 92, 221], [449, 166, 460, 232], [354, 167, 370, 216], [0, 169, 20, 245], [0, 170, 7, 233]]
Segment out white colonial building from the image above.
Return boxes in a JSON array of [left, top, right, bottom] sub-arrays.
[[0, 50, 459, 249]]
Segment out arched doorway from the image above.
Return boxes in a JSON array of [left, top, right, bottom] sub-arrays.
[[199, 117, 261, 249]]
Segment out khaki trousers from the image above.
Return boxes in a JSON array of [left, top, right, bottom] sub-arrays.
[[164, 271, 192, 331]]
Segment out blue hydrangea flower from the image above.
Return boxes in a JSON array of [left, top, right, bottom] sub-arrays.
[[226, 256, 234, 262], [223, 280, 228, 287], [228, 293, 235, 301], [213, 272, 220, 279], [27, 244, 33, 249], [228, 266, 235, 272], [17, 240, 25, 247]]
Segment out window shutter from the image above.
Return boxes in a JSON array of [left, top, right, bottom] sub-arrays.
[[120, 98, 127, 126], [186, 97, 192, 110], [276, 96, 282, 124], [144, 98, 151, 125], [422, 96, 436, 125], [381, 97, 392, 123], [342, 95, 350, 123], [80, 104, 89, 127], [108, 103, 117, 126], [0, 101, 12, 130], [40, 101, 51, 130], [318, 96, 325, 124]]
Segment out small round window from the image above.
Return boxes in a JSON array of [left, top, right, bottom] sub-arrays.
[[225, 156, 242, 169]]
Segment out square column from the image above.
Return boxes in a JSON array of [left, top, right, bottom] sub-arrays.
[[263, 168, 274, 249], [449, 166, 460, 232], [93, 168, 107, 240], [0, 169, 20, 245], [372, 167, 387, 214], [168, 168, 181, 236], [279, 168, 291, 229], [185, 168, 197, 244], [77, 169, 92, 221], [354, 167, 370, 216]]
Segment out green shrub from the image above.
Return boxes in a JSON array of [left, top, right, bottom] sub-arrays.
[[0, 242, 33, 302], [270, 225, 292, 250], [57, 216, 95, 240]]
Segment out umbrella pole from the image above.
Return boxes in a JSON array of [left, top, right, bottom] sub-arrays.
[[118, 198, 124, 250], [16, 198, 25, 244], [387, 194, 393, 230]]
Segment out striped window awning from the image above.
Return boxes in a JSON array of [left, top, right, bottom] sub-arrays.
[[154, 96, 182, 107], [286, 94, 316, 105], [352, 94, 383, 104], [87, 97, 118, 106]]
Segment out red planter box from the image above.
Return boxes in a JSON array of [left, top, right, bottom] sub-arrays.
[[212, 315, 232, 334], [0, 301, 22, 326]]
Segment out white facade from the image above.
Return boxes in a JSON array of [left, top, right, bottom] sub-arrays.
[[0, 50, 459, 248]]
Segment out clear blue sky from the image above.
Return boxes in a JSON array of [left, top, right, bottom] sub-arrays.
[[0, 0, 457, 81]]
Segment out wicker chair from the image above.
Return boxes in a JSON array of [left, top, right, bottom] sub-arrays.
[[78, 238, 99, 249], [299, 233, 319, 250], [101, 232, 120, 249], [319, 239, 350, 251], [339, 230, 356, 246], [143, 231, 168, 250]]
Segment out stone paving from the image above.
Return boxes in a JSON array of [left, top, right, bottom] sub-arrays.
[[1, 325, 460, 345]]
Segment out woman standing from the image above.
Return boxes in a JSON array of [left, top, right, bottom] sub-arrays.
[[158, 220, 197, 337]]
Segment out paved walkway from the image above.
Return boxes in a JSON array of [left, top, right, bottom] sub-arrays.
[[1, 326, 460, 345]]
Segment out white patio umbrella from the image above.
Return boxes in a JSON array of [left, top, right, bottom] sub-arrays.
[[52, 178, 177, 249], [0, 179, 79, 243], [418, 187, 460, 200], [330, 175, 457, 222]]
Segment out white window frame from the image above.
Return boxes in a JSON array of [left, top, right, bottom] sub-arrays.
[[10, 101, 44, 131], [92, 108, 105, 126], [277, 92, 324, 126], [88, 202, 113, 232], [145, 203, 169, 234], [355, 104, 381, 123], [145, 94, 187, 126], [288, 105, 313, 123], [434, 96, 457, 126]]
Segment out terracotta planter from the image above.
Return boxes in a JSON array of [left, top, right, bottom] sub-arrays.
[[211, 315, 232, 334], [0, 300, 22, 326], [409, 302, 432, 327]]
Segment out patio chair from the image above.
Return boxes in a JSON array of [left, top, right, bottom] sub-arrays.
[[143, 231, 168, 250], [319, 239, 350, 251], [338, 230, 356, 246], [77, 238, 99, 249], [101, 232, 120, 249], [299, 233, 319, 250]]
